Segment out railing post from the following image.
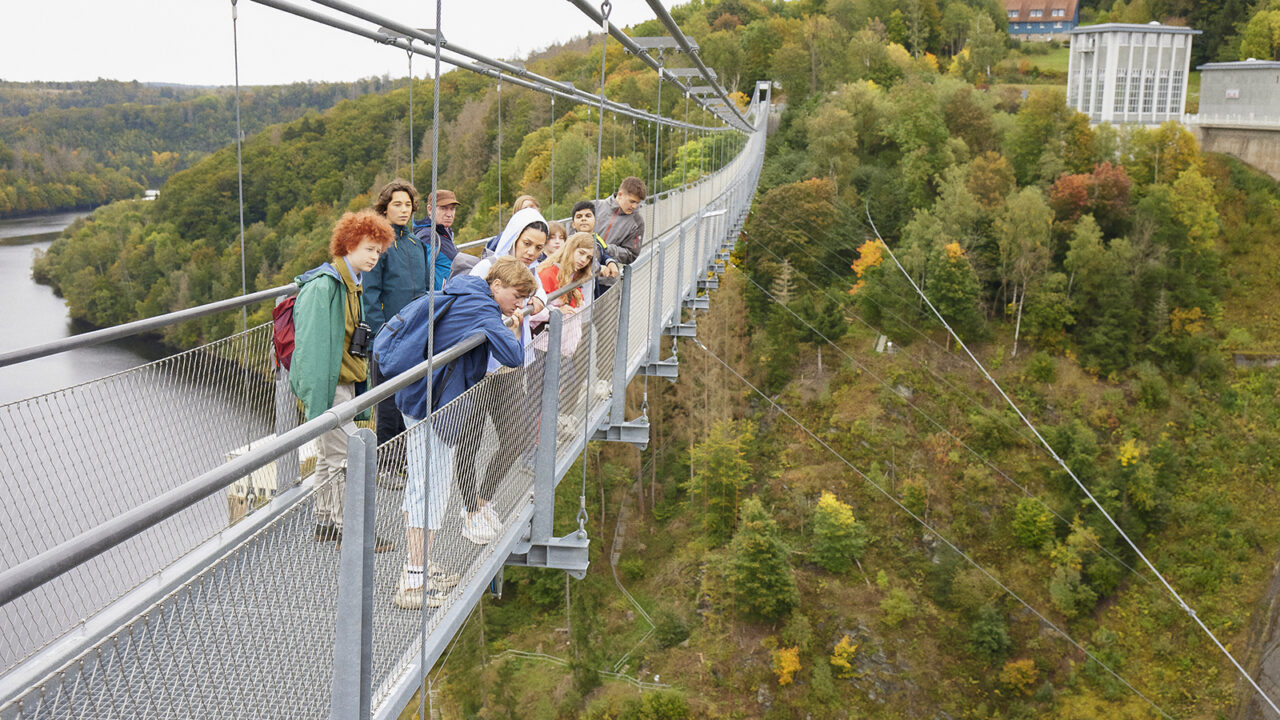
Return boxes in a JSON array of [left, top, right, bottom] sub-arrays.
[[676, 222, 688, 304], [693, 213, 706, 295], [531, 310, 563, 543], [274, 298, 300, 491], [608, 266, 633, 427], [649, 241, 665, 363], [331, 427, 377, 720]]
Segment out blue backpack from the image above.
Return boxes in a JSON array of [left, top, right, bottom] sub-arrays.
[[371, 293, 459, 380]]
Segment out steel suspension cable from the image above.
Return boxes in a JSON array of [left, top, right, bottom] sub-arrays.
[[593, 0, 611, 200], [407, 41, 415, 186], [867, 206, 1280, 716], [252, 0, 730, 133], [496, 76, 503, 232], [420, 2, 444, 717], [229, 0, 252, 451], [579, 0, 613, 537], [728, 260, 1150, 586], [742, 221, 1041, 449], [230, 0, 247, 334], [690, 338, 1176, 720], [550, 94, 556, 215]]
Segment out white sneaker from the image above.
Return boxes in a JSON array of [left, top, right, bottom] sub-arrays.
[[593, 379, 611, 402], [460, 509, 497, 544], [427, 562, 460, 589], [558, 414, 580, 440], [480, 504, 501, 532], [394, 569, 444, 609]]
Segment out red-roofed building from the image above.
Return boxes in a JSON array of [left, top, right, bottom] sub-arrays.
[[1006, 0, 1079, 41]]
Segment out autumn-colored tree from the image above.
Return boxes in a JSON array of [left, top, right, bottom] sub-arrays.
[[771, 645, 801, 685], [965, 151, 1016, 210], [1169, 166, 1221, 251], [830, 635, 861, 678], [1000, 659, 1039, 695], [1121, 121, 1201, 188], [1087, 162, 1133, 237], [812, 491, 870, 573], [1048, 172, 1093, 223], [849, 238, 884, 295]]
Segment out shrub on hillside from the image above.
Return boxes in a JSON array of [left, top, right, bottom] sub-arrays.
[[654, 608, 690, 649], [1010, 497, 1056, 550], [812, 491, 870, 573], [967, 604, 1012, 662]]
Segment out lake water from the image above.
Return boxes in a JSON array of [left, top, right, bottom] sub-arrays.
[[0, 210, 280, 674], [0, 211, 159, 405]]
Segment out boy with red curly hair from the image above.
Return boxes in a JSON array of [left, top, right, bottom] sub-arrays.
[[290, 210, 395, 550]]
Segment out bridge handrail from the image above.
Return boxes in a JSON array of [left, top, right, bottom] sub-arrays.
[[452, 180, 715, 252], [0, 283, 298, 370], [0, 330, 484, 607], [0, 174, 729, 368], [0, 259, 612, 608]]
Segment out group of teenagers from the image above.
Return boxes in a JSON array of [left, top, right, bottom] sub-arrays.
[[287, 176, 648, 609]]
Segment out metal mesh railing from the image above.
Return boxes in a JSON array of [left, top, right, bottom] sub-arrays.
[[0, 101, 768, 719], [0, 324, 282, 674], [626, 254, 656, 373]]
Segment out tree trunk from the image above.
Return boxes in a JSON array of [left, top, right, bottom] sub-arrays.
[[817, 344, 823, 374], [1011, 284, 1025, 358]]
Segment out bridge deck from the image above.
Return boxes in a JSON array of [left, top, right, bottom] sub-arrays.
[[0, 100, 766, 720]]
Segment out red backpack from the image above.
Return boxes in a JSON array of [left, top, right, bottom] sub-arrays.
[[272, 296, 297, 370]]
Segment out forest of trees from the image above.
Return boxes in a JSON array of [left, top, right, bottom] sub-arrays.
[[21, 0, 1280, 718], [0, 77, 406, 217], [30, 50, 741, 344]]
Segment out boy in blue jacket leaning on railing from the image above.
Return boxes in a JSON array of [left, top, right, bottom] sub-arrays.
[[386, 255, 535, 610], [290, 210, 395, 552]]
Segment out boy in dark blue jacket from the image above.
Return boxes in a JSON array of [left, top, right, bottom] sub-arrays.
[[365, 182, 457, 481], [392, 256, 535, 610]]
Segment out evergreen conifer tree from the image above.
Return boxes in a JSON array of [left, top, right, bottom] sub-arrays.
[[730, 496, 799, 621]]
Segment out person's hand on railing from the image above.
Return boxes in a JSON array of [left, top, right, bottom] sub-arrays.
[[600, 261, 620, 279]]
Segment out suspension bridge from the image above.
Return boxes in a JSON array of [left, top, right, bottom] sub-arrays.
[[0, 1, 768, 717]]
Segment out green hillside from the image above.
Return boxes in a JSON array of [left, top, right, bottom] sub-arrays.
[[0, 77, 405, 217], [26, 1, 1280, 717]]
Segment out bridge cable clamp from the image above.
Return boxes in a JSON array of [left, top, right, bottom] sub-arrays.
[[576, 494, 589, 537]]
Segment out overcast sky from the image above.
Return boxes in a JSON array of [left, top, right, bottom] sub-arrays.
[[1, 1, 677, 87]]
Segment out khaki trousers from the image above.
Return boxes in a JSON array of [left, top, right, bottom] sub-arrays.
[[314, 383, 356, 529]]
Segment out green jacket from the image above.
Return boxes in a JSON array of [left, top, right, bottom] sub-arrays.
[[289, 262, 371, 422]]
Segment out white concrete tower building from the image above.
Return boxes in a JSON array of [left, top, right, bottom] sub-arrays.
[[1066, 21, 1201, 126]]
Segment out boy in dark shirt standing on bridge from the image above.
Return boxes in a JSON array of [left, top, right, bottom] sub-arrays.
[[593, 176, 647, 265], [364, 180, 454, 486], [290, 210, 395, 552]]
